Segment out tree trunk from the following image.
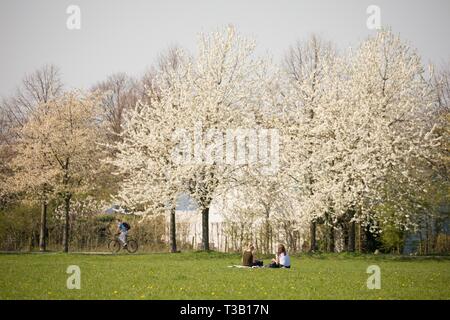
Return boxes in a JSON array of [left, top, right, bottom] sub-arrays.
[[364, 226, 379, 253], [348, 221, 356, 252], [309, 221, 316, 252], [39, 201, 47, 252], [170, 207, 177, 253], [201, 207, 209, 251], [28, 230, 34, 252], [328, 225, 335, 252], [265, 217, 271, 254], [342, 224, 349, 252], [62, 194, 71, 253]]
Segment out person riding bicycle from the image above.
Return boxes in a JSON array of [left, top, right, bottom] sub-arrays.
[[116, 218, 130, 248]]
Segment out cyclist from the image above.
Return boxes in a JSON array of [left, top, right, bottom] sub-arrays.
[[116, 218, 130, 248]]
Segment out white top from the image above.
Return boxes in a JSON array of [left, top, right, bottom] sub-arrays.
[[279, 253, 291, 267]]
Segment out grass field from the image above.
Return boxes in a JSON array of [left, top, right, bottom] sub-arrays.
[[0, 251, 449, 300]]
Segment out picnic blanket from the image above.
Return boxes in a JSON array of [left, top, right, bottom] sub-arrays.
[[227, 265, 263, 268]]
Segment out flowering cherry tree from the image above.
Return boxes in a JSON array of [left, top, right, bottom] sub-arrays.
[[280, 30, 440, 251], [13, 91, 104, 252], [112, 27, 273, 250]]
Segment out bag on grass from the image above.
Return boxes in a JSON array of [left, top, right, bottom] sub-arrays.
[[254, 260, 263, 267]]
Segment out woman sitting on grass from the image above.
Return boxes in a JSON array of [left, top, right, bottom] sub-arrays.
[[268, 244, 291, 268], [242, 243, 263, 267]]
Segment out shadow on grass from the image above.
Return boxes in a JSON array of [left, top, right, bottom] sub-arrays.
[[294, 251, 450, 261], [1, 250, 449, 261]]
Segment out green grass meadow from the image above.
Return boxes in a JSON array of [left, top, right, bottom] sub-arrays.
[[0, 252, 449, 300]]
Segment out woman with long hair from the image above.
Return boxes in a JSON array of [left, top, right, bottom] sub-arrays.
[[242, 243, 263, 267], [269, 244, 291, 268]]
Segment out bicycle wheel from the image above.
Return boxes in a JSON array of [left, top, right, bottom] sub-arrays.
[[126, 239, 138, 253], [108, 239, 121, 253]]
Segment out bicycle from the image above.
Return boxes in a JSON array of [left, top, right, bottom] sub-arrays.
[[108, 235, 138, 253]]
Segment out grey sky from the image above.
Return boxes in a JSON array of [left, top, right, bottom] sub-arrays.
[[0, 0, 449, 97]]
